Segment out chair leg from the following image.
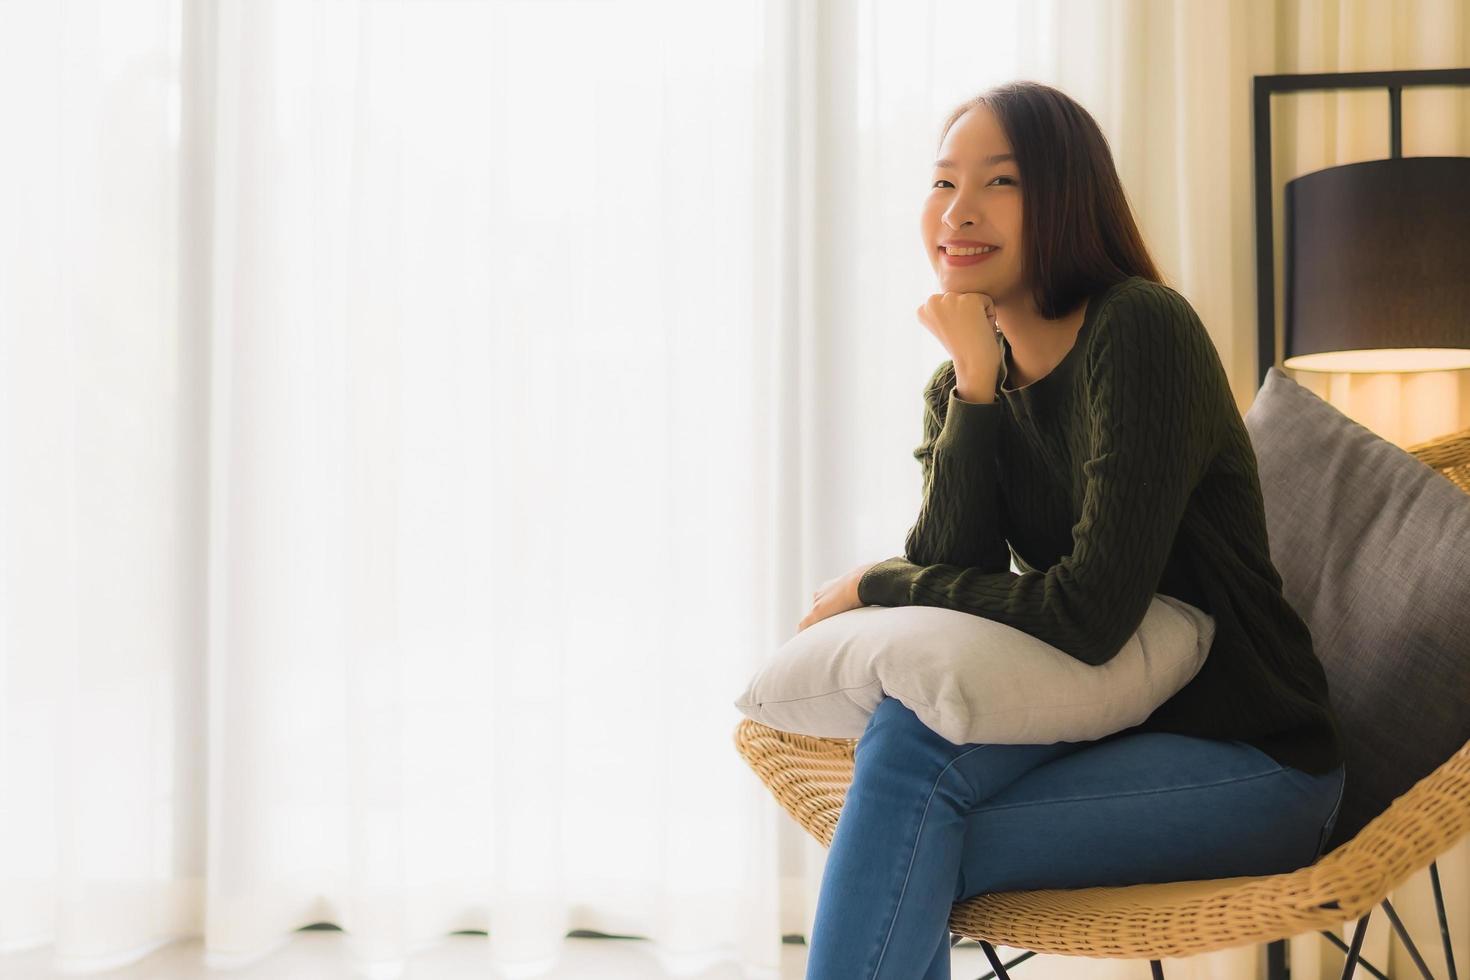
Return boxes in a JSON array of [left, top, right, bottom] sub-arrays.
[[978, 939, 1012, 979], [1268, 938, 1288, 980], [1381, 896, 1438, 980], [958, 937, 1038, 980], [1430, 860, 1461, 980], [1319, 927, 1390, 980], [1340, 907, 1374, 980], [1149, 960, 1165, 979]]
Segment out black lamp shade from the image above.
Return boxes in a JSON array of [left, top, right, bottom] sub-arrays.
[[1284, 156, 1470, 372]]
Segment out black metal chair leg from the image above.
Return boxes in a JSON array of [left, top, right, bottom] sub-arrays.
[[1149, 959, 1165, 979], [1382, 896, 1438, 980], [1318, 928, 1391, 980], [1430, 860, 1460, 980], [1268, 938, 1288, 980], [1340, 908, 1374, 980], [978, 939, 1013, 979], [961, 939, 1036, 980]]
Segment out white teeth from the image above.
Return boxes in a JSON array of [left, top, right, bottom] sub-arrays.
[[945, 245, 998, 255]]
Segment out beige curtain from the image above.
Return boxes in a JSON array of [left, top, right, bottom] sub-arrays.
[[0, 0, 786, 974], [1273, 0, 1470, 449], [1003, 0, 1469, 977]]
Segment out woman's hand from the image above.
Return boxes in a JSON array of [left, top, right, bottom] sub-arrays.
[[797, 561, 877, 633], [918, 291, 1001, 400]]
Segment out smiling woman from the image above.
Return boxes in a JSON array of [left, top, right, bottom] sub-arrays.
[[921, 85, 1164, 395], [930, 86, 1162, 313], [801, 81, 1347, 980]]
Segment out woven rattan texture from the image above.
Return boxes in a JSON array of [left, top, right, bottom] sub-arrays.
[[734, 429, 1470, 959], [1405, 425, 1470, 494]]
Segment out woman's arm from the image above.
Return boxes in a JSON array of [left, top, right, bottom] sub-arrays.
[[901, 359, 1012, 572], [858, 285, 1224, 667]]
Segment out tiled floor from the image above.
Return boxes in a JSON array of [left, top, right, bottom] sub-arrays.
[[0, 931, 1161, 979]]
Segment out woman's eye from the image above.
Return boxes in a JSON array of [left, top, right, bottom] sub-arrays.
[[931, 176, 1015, 188]]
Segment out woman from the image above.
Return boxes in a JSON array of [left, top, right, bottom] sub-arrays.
[[797, 81, 1347, 980]]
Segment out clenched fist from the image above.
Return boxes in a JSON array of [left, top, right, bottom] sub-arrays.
[[917, 291, 1002, 402]]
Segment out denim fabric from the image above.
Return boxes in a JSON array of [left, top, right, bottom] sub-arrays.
[[805, 695, 1346, 980]]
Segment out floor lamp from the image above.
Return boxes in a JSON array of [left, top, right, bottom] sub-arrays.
[[1253, 67, 1470, 447]]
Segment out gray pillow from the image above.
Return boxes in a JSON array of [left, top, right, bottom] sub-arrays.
[[1244, 367, 1470, 851], [734, 594, 1214, 745]]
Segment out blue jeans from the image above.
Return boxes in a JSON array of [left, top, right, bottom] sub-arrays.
[[805, 695, 1346, 980]]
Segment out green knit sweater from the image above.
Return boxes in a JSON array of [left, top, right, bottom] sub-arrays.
[[857, 276, 1344, 775]]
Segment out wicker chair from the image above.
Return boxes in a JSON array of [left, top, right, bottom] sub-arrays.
[[734, 424, 1470, 980]]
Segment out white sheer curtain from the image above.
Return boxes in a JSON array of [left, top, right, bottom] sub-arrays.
[[3, 0, 786, 975], [2, 1, 1466, 979]]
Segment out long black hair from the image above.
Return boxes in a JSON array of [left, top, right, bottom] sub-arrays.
[[939, 81, 1165, 319]]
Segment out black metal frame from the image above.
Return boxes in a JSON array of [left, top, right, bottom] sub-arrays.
[[1253, 67, 1470, 389], [947, 858, 1458, 979]]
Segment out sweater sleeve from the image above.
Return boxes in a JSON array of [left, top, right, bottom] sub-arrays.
[[900, 359, 1012, 572], [856, 285, 1222, 666]]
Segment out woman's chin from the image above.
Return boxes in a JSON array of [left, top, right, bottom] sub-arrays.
[[940, 261, 992, 275]]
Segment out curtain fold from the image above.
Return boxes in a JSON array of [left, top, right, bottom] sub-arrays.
[[1, 1, 1465, 978], [4, 0, 787, 975]]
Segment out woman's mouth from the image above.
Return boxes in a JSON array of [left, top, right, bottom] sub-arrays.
[[940, 246, 1000, 266]]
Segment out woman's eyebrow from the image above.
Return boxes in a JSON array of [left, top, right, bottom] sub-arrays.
[[933, 153, 1015, 168]]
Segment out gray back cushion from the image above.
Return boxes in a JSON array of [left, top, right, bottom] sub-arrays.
[[1244, 367, 1470, 851]]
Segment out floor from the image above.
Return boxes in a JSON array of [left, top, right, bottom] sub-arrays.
[[0, 930, 1163, 979]]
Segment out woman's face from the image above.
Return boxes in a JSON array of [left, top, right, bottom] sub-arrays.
[[922, 105, 1024, 302]]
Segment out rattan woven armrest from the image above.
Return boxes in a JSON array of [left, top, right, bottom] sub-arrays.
[[1404, 424, 1470, 493]]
